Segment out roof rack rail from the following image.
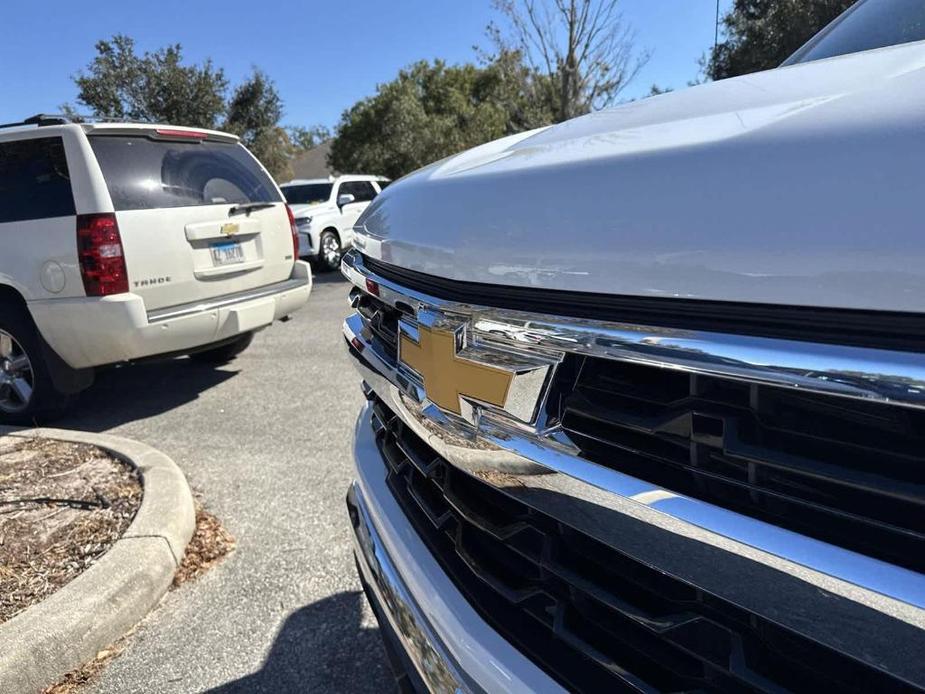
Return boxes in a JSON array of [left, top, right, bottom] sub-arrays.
[[0, 114, 72, 130]]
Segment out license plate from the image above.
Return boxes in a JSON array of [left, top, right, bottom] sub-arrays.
[[210, 241, 245, 266]]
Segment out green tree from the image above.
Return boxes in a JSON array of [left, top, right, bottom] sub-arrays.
[[707, 0, 855, 80], [479, 49, 558, 134], [287, 124, 332, 151], [68, 38, 308, 179], [223, 69, 292, 179], [329, 57, 556, 180], [69, 35, 227, 128]]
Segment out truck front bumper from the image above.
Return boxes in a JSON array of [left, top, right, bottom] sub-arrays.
[[297, 230, 316, 259], [29, 261, 312, 369], [347, 402, 563, 694]]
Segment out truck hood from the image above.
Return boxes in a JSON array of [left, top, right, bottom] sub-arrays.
[[356, 41, 925, 313]]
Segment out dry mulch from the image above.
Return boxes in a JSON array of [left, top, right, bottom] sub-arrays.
[[0, 436, 141, 625], [173, 503, 236, 587], [44, 501, 235, 694], [43, 643, 127, 694], [0, 434, 236, 693]]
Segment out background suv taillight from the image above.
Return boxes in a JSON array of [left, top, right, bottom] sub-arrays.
[[286, 205, 299, 260], [76, 213, 129, 296]]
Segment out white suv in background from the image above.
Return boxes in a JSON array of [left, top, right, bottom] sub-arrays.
[[281, 175, 389, 271], [0, 115, 311, 422]]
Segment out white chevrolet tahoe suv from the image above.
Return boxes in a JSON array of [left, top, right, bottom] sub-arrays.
[[281, 175, 388, 272], [0, 116, 311, 422], [344, 1, 925, 691]]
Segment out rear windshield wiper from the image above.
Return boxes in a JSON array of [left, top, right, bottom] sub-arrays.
[[229, 202, 276, 216]]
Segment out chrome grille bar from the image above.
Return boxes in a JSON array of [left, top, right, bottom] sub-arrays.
[[343, 250, 925, 412]]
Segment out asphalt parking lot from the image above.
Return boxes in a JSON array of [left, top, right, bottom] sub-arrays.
[[54, 272, 392, 693]]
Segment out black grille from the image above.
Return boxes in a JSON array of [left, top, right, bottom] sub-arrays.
[[369, 395, 912, 693], [549, 356, 925, 573], [354, 288, 925, 571], [354, 287, 925, 572], [354, 290, 401, 361]]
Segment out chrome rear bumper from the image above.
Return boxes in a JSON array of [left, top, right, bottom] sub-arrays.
[[147, 261, 312, 323]]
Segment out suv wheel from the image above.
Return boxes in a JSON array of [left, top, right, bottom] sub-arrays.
[[0, 306, 71, 423], [0, 329, 35, 416], [318, 231, 342, 272]]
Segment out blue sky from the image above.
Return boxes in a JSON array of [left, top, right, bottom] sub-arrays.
[[0, 0, 731, 129]]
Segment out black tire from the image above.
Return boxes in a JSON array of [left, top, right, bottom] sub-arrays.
[[314, 230, 342, 272], [188, 332, 254, 365], [0, 304, 72, 424]]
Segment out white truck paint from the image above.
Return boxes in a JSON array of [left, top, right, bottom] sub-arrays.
[[355, 39, 925, 313], [282, 175, 388, 271]]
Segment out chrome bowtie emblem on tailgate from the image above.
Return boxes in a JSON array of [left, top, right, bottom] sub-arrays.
[[221, 222, 240, 236], [397, 314, 556, 424]]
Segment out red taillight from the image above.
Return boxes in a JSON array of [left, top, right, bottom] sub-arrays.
[[365, 278, 380, 296], [286, 205, 299, 260], [76, 213, 129, 296]]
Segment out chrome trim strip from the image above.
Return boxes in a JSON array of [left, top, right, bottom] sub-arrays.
[[343, 250, 925, 411], [349, 407, 566, 693], [344, 312, 925, 614], [147, 276, 309, 323], [348, 483, 468, 693]]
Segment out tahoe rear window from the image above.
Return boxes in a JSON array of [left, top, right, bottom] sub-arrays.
[[0, 137, 75, 223], [89, 136, 282, 211]]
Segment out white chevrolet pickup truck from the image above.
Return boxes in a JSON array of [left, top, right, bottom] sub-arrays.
[[0, 119, 311, 421], [281, 175, 389, 272], [343, 1, 925, 691]]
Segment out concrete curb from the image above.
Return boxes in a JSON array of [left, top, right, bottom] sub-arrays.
[[0, 427, 196, 694]]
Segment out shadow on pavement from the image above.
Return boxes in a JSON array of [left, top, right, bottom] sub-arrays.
[[48, 271, 346, 432], [310, 270, 350, 286], [209, 591, 392, 694], [55, 359, 237, 432]]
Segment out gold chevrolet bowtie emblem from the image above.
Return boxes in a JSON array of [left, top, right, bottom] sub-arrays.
[[221, 222, 240, 236], [399, 325, 513, 416]]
